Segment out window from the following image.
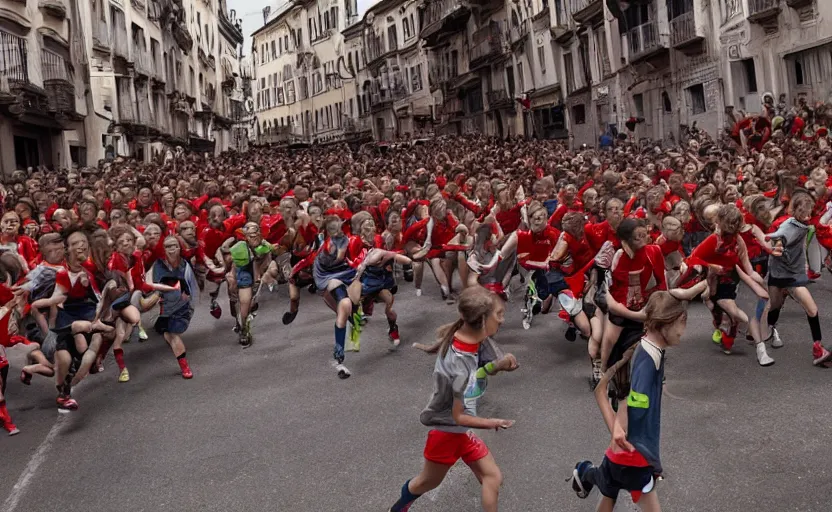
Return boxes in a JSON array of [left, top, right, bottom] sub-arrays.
[[279, 38, 282, 54], [538, 46, 546, 75], [633, 93, 644, 118], [271, 41, 276, 58], [506, 66, 515, 97], [331, 7, 339, 31], [324, 11, 330, 31], [410, 64, 423, 91], [388, 25, 398, 51], [564, 52, 574, 94], [285, 35, 289, 51], [517, 61, 525, 92], [687, 83, 706, 115], [572, 104, 586, 124], [403, 17, 411, 40], [742, 59, 758, 93], [662, 91, 672, 113]]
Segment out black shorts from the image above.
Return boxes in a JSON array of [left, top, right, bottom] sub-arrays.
[[53, 328, 91, 361], [1, 365, 8, 395], [768, 275, 808, 289], [712, 278, 738, 301], [608, 313, 644, 330], [594, 457, 655, 502], [751, 257, 768, 278]]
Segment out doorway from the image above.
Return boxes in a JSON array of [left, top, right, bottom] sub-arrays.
[[14, 136, 39, 169]]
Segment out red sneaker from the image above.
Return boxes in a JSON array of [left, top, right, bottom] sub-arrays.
[[178, 358, 193, 379], [388, 329, 401, 350], [56, 396, 79, 412], [812, 342, 832, 366], [721, 333, 735, 354], [209, 300, 222, 319], [808, 270, 821, 281]]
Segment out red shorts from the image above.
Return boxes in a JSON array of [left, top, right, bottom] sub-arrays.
[[423, 429, 489, 465]]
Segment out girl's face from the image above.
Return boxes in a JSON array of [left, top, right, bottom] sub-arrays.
[[416, 204, 428, 220], [67, 233, 89, 264], [173, 204, 190, 221], [387, 212, 402, 233], [360, 220, 376, 242], [161, 193, 175, 210], [484, 300, 505, 337], [627, 227, 649, 252], [164, 238, 181, 262], [144, 224, 162, 248], [116, 232, 135, 254], [661, 312, 688, 347], [723, 186, 739, 204], [529, 208, 548, 233], [1, 213, 20, 236], [325, 219, 342, 238], [308, 206, 324, 228]]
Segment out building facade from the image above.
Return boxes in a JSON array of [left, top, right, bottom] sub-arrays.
[[0, 0, 90, 176], [251, 0, 361, 146]]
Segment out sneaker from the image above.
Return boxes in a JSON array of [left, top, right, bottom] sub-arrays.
[[388, 329, 401, 351], [239, 330, 252, 349], [441, 291, 455, 305], [565, 326, 577, 342], [333, 361, 351, 379], [209, 300, 222, 319], [118, 368, 130, 383], [768, 328, 783, 348], [808, 269, 822, 281], [56, 395, 79, 412], [233, 322, 241, 333], [282, 311, 298, 325], [721, 333, 735, 354], [812, 342, 832, 366], [569, 460, 594, 499], [138, 325, 148, 341], [712, 329, 722, 344], [178, 358, 193, 379], [415, 288, 422, 297], [96, 360, 105, 374], [20, 369, 31, 385], [7, 426, 20, 436], [756, 343, 775, 367]]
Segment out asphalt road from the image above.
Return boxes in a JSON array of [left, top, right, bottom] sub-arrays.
[[2, 279, 832, 512]]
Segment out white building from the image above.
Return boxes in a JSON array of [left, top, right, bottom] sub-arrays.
[[252, 0, 360, 146], [0, 0, 90, 175]]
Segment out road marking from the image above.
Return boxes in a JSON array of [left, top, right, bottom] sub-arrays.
[[2, 412, 68, 512]]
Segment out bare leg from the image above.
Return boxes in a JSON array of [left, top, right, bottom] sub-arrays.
[[163, 332, 186, 357], [467, 453, 503, 512], [600, 319, 623, 371], [404, 459, 453, 495]]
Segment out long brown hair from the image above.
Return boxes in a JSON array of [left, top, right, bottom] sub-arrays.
[[436, 286, 497, 357]]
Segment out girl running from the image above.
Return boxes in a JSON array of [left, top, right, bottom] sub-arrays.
[[388, 286, 518, 512]]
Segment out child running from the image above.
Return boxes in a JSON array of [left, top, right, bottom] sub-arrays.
[[388, 286, 518, 512], [570, 291, 693, 511]]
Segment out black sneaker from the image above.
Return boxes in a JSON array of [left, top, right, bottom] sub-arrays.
[[569, 461, 594, 499], [282, 311, 297, 325], [565, 326, 577, 342]]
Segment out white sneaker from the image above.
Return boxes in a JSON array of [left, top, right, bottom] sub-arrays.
[[768, 328, 783, 348], [333, 362, 351, 379], [756, 343, 775, 367], [415, 288, 422, 297]]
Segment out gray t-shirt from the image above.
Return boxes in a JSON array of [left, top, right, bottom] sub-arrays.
[[420, 339, 482, 433], [768, 217, 808, 281]]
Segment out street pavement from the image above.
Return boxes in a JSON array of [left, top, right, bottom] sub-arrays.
[[2, 280, 832, 512]]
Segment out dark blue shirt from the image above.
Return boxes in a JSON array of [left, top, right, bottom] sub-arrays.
[[626, 340, 665, 473]]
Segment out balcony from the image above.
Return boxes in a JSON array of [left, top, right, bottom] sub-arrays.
[[112, 25, 129, 61], [312, 28, 334, 45], [42, 51, 76, 115], [470, 25, 504, 68], [344, 117, 372, 134], [748, 0, 780, 23], [151, 58, 165, 84], [39, 0, 67, 20], [118, 99, 136, 125], [785, 0, 813, 7], [487, 89, 513, 110], [421, 0, 471, 47], [172, 21, 193, 54], [509, 24, 529, 49], [669, 1, 704, 52], [569, 0, 602, 24], [441, 97, 463, 117], [0, 31, 29, 94], [627, 20, 669, 65]]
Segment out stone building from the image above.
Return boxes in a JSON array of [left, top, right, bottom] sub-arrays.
[[0, 0, 90, 176], [251, 0, 361, 146]]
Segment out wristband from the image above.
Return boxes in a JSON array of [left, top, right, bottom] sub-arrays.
[[484, 362, 496, 375]]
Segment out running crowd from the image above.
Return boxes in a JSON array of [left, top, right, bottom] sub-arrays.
[[0, 103, 831, 511]]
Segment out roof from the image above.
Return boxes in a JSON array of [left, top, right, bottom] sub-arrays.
[[250, 1, 295, 39]]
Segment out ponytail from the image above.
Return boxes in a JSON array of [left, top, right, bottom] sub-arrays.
[[436, 318, 465, 357]]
